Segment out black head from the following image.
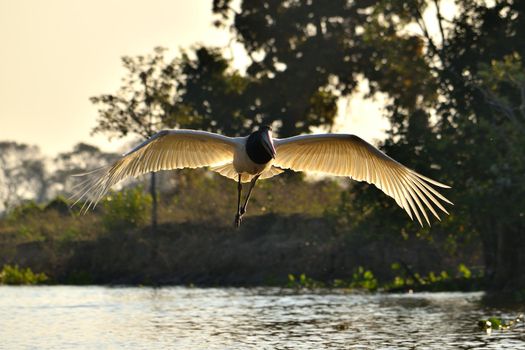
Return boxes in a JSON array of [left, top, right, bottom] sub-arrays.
[[259, 125, 273, 132], [246, 126, 276, 164]]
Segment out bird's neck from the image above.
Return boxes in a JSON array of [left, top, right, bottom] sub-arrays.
[[246, 132, 273, 164]]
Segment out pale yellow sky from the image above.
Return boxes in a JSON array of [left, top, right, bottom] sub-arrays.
[[0, 0, 392, 156]]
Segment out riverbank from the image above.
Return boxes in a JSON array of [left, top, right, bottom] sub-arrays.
[[1, 212, 481, 288]]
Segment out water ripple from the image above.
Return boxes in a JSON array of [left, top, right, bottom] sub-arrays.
[[0, 287, 523, 349]]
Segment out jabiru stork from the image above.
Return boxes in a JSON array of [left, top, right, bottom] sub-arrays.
[[74, 126, 451, 227]]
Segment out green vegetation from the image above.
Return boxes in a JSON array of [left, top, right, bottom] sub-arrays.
[[332, 267, 379, 291], [385, 263, 483, 292], [0, 183, 482, 287], [287, 273, 325, 289], [0, 264, 48, 285], [211, 0, 525, 293], [102, 187, 152, 231], [286, 264, 481, 293], [478, 314, 524, 333]]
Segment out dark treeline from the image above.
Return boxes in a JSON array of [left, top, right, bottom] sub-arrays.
[[1, 0, 524, 293]]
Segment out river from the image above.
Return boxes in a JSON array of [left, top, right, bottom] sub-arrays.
[[0, 287, 524, 349]]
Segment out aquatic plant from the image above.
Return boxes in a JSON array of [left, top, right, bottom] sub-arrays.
[[478, 314, 524, 334], [349, 266, 378, 291], [0, 264, 48, 285], [287, 267, 378, 291], [385, 262, 482, 292], [287, 273, 325, 289]]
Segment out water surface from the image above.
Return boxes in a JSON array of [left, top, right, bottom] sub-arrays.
[[1, 287, 524, 349]]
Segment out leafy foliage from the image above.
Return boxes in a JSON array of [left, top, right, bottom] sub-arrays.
[[213, 0, 435, 136], [333, 266, 379, 291], [5, 200, 43, 222], [212, 0, 525, 290], [349, 266, 378, 291], [478, 314, 524, 334], [166, 46, 250, 135], [102, 186, 152, 232], [287, 273, 325, 289], [90, 47, 180, 230], [386, 262, 483, 292], [0, 264, 48, 285], [91, 47, 178, 140]]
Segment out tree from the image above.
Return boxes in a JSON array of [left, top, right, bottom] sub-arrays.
[[362, 0, 525, 290], [213, 0, 435, 136], [0, 142, 48, 212], [165, 46, 250, 136], [214, 0, 525, 290], [91, 45, 256, 229], [49, 143, 119, 200], [403, 0, 525, 290], [91, 47, 179, 230], [0, 142, 118, 214], [473, 56, 525, 289]]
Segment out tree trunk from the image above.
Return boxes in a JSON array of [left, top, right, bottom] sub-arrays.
[[150, 172, 157, 232], [482, 221, 525, 291], [493, 228, 525, 290]]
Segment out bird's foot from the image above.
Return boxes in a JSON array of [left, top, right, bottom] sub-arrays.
[[234, 213, 243, 228]]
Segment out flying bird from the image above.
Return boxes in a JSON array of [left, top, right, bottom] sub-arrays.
[[74, 126, 451, 227]]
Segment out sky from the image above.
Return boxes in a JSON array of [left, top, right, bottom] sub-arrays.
[[0, 0, 394, 156]]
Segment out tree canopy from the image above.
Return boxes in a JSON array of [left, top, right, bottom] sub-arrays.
[[210, 0, 525, 290]]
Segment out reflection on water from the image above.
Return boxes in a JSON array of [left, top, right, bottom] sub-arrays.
[[0, 287, 524, 349]]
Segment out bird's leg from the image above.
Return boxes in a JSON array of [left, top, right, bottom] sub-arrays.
[[235, 174, 243, 228], [240, 175, 260, 217]]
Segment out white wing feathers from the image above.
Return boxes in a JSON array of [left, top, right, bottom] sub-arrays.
[[273, 134, 452, 226], [73, 129, 451, 225], [72, 129, 237, 211]]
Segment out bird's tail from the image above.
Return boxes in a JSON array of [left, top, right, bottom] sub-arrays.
[[210, 163, 284, 182]]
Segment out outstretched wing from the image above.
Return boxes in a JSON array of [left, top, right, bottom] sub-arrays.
[[73, 129, 238, 211], [273, 134, 452, 226]]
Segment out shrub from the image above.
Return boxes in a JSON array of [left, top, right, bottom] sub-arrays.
[[44, 196, 71, 215], [102, 186, 152, 231], [6, 201, 42, 222], [0, 264, 48, 285]]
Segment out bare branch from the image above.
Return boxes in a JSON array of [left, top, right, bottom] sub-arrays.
[[433, 0, 446, 46], [414, 4, 445, 70]]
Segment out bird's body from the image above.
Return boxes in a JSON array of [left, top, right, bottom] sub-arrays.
[[233, 145, 273, 177], [232, 126, 277, 180], [233, 138, 273, 176], [74, 126, 452, 227]]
